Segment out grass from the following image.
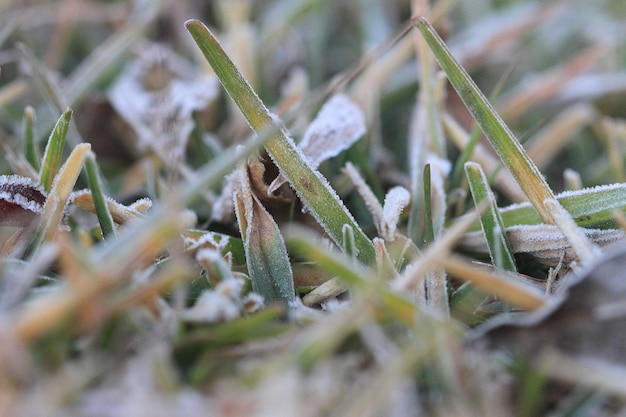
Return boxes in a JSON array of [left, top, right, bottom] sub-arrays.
[[1, 0, 626, 415]]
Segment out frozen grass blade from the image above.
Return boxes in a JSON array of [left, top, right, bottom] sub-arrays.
[[22, 106, 39, 172], [39, 109, 72, 193], [465, 162, 517, 272], [543, 198, 600, 263], [84, 154, 116, 238], [185, 19, 375, 265], [414, 17, 557, 224], [495, 184, 626, 231], [449, 71, 511, 191], [234, 170, 295, 304]]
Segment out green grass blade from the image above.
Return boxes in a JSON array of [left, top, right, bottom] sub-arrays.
[[450, 68, 512, 191], [491, 183, 626, 231], [23, 106, 40, 172], [84, 154, 116, 238], [185, 19, 375, 265], [342, 224, 357, 260], [423, 164, 435, 245], [414, 17, 557, 224], [39, 109, 72, 193], [465, 162, 517, 272], [234, 186, 295, 305]]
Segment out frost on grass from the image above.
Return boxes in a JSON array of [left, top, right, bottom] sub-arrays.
[[0, 175, 46, 227], [344, 162, 409, 241], [268, 94, 366, 194], [182, 277, 249, 323], [70, 190, 152, 225], [232, 165, 295, 304], [426, 153, 452, 236], [381, 186, 410, 241], [461, 224, 624, 265], [502, 182, 626, 218], [108, 43, 219, 168], [298, 94, 366, 168]]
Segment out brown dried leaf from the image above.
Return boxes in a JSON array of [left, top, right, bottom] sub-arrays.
[[0, 175, 46, 228]]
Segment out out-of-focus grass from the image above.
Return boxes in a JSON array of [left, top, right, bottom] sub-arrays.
[[0, 0, 626, 415]]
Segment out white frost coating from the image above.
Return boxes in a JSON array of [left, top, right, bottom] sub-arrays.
[[260, 119, 364, 242], [189, 232, 228, 252], [0, 191, 43, 213], [108, 43, 219, 166], [555, 182, 626, 199], [544, 198, 599, 262], [426, 153, 451, 236], [129, 198, 153, 213], [243, 292, 264, 313], [343, 162, 383, 225], [501, 182, 626, 215], [0, 175, 45, 213], [0, 175, 42, 189], [298, 94, 366, 168], [381, 186, 410, 241], [461, 224, 624, 265], [182, 282, 242, 323]]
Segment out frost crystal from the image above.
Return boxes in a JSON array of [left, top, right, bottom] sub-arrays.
[[298, 94, 366, 168], [381, 186, 411, 240], [182, 278, 246, 323]]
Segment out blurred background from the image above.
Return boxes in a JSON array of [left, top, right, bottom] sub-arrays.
[[0, 0, 625, 197]]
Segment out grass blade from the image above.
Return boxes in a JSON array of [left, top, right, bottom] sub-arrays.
[[185, 19, 375, 265], [414, 17, 557, 224], [465, 162, 517, 272], [39, 109, 72, 193], [38, 143, 91, 245], [234, 170, 295, 304], [22, 106, 40, 172], [84, 154, 116, 238], [495, 183, 626, 231]]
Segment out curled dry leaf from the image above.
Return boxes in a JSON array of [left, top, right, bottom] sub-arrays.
[[213, 94, 367, 221], [0, 175, 46, 228]]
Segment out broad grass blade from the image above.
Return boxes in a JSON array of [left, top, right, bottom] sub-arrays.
[[497, 183, 626, 230], [234, 172, 295, 304], [414, 17, 557, 224], [185, 20, 375, 265]]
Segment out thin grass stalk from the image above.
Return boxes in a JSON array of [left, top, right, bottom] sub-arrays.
[[84, 154, 116, 238], [465, 162, 517, 271], [23, 106, 39, 172]]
